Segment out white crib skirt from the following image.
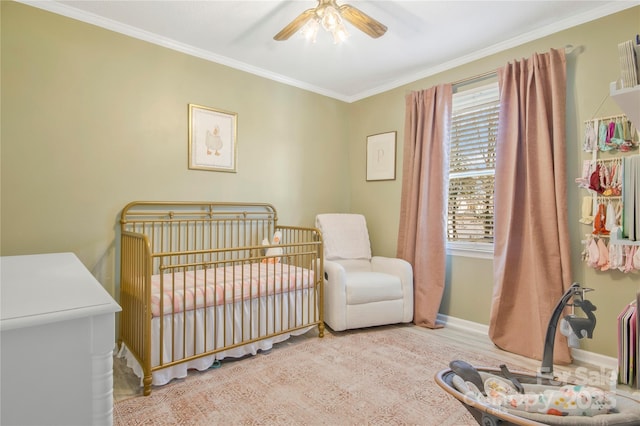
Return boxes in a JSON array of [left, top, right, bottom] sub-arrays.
[[118, 287, 316, 387]]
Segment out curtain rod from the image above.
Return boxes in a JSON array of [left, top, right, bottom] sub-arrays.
[[452, 70, 497, 87], [452, 45, 576, 88]]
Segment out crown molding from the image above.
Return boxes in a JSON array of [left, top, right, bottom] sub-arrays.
[[17, 1, 638, 104], [16, 0, 351, 102], [349, 1, 639, 102]]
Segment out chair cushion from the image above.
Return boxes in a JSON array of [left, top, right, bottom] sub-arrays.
[[334, 259, 372, 273], [345, 272, 403, 305], [316, 214, 372, 261]]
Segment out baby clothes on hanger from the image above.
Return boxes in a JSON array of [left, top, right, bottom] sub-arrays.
[[585, 116, 637, 153], [583, 120, 597, 152], [593, 203, 610, 235], [579, 161, 623, 202], [623, 119, 634, 142], [582, 233, 639, 273], [589, 164, 603, 193], [575, 160, 595, 189], [579, 196, 594, 224], [620, 119, 639, 152], [606, 202, 617, 231], [616, 200, 623, 226], [611, 159, 623, 196], [586, 237, 600, 269], [599, 121, 614, 152], [609, 239, 624, 270], [623, 246, 636, 273], [597, 238, 610, 271], [605, 119, 625, 150]]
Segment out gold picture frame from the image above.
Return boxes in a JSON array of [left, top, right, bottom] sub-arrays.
[[366, 131, 396, 181], [188, 103, 237, 172]]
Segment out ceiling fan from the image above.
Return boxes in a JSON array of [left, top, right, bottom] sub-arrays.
[[274, 0, 387, 43]]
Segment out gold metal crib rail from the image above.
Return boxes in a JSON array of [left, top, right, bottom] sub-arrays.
[[117, 201, 324, 396]]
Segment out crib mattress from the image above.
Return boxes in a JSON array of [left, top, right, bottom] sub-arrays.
[[151, 262, 314, 317]]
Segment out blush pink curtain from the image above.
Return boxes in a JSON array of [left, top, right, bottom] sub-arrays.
[[489, 49, 573, 364], [397, 84, 452, 329]]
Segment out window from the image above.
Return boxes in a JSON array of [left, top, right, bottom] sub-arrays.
[[447, 81, 499, 257]]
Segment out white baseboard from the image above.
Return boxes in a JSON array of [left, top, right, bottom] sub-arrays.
[[437, 313, 490, 335], [572, 348, 617, 371], [437, 313, 617, 371]]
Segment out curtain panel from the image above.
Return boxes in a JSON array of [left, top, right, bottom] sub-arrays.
[[397, 84, 452, 329], [489, 48, 573, 364]]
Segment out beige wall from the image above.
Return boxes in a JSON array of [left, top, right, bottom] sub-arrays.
[[1, 2, 351, 295], [2, 1, 639, 358], [349, 7, 640, 358]]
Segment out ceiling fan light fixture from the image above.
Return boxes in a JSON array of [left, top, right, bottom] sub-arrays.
[[319, 5, 340, 31], [274, 0, 385, 43], [319, 5, 350, 44], [301, 18, 320, 43], [299, 6, 350, 44], [331, 21, 349, 44]]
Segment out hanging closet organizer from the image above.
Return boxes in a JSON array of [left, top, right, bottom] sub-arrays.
[[578, 114, 640, 274]]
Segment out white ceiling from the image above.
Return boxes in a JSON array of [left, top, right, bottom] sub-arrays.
[[21, 1, 637, 102]]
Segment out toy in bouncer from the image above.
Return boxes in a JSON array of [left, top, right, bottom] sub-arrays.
[[435, 282, 640, 425]]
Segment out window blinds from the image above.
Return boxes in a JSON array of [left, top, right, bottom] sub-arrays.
[[448, 82, 499, 243]]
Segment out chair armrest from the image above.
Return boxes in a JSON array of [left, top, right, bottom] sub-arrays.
[[371, 256, 414, 322], [323, 260, 349, 331]]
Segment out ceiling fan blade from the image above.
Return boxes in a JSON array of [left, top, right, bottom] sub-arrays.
[[339, 4, 387, 38], [274, 9, 316, 41]]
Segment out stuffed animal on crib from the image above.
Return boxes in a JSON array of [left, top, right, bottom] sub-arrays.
[[261, 231, 283, 264]]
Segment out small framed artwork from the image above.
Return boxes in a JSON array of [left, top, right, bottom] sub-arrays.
[[366, 131, 396, 181], [188, 103, 237, 172]]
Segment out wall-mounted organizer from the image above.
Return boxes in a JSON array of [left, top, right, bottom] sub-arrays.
[[577, 113, 640, 273], [580, 36, 640, 274]]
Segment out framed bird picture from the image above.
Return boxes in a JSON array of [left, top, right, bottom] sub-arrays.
[[188, 104, 237, 172]]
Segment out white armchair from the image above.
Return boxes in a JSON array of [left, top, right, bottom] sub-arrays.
[[315, 213, 414, 331]]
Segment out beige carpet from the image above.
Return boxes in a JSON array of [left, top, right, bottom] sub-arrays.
[[114, 325, 531, 425]]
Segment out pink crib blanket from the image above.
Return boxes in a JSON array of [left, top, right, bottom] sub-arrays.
[[150, 263, 314, 317]]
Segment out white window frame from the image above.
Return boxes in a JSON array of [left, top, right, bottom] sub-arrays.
[[446, 81, 499, 259]]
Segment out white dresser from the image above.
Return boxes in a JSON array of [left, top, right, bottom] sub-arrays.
[[1, 253, 121, 426]]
